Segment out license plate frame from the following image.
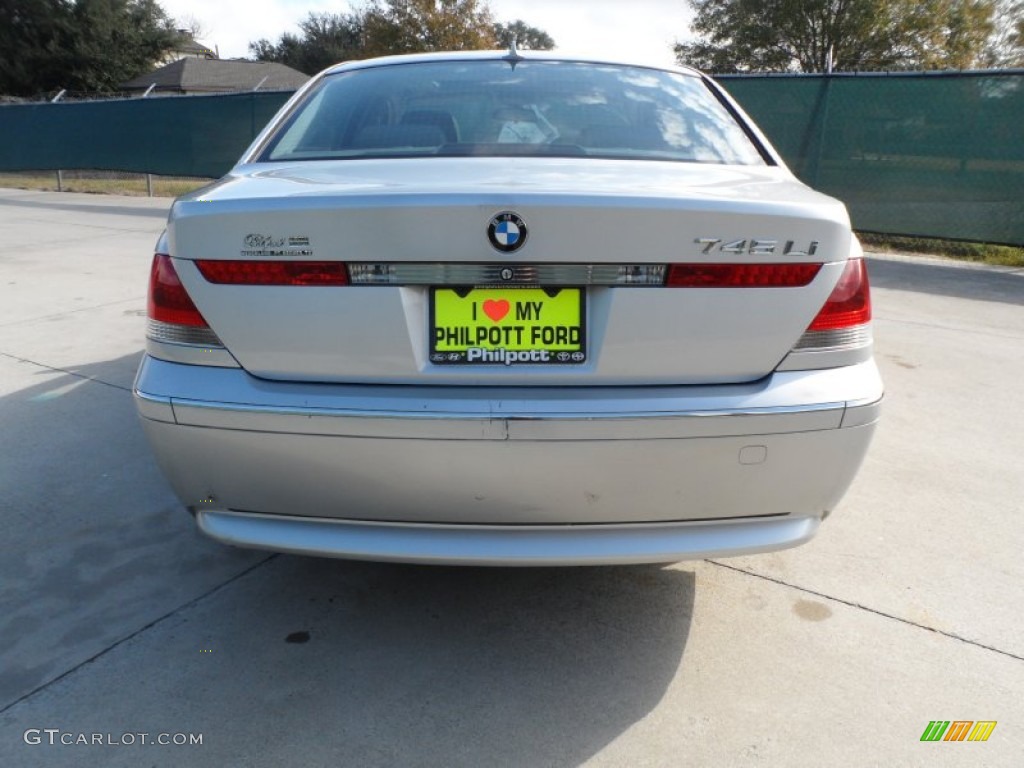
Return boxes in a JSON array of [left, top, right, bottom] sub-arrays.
[[429, 287, 587, 366]]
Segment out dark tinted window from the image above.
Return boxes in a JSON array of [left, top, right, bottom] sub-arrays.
[[262, 60, 765, 165]]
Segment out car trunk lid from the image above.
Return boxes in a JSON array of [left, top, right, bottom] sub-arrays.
[[167, 157, 852, 386]]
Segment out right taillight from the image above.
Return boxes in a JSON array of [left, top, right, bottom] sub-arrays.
[[147, 254, 223, 347], [793, 258, 872, 350], [808, 258, 871, 330]]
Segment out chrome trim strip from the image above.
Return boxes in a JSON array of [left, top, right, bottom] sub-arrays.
[[133, 390, 176, 423], [166, 397, 846, 440], [841, 395, 884, 428], [347, 262, 667, 286], [196, 510, 821, 565], [135, 390, 172, 406], [845, 394, 885, 410], [135, 357, 883, 439], [169, 396, 846, 421]]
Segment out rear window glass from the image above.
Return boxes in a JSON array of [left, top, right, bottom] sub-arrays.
[[260, 60, 766, 165]]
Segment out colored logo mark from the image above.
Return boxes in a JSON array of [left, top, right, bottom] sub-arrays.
[[495, 221, 520, 246], [488, 212, 528, 252], [920, 721, 997, 742]]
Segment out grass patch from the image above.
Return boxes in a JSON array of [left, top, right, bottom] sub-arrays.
[[857, 232, 1024, 268], [0, 172, 210, 198]]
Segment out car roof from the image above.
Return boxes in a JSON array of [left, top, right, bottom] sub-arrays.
[[322, 49, 703, 79]]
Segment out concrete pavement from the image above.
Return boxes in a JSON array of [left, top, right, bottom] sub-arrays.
[[0, 189, 1021, 766]]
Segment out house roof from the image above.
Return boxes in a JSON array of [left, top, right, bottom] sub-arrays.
[[122, 58, 309, 93], [172, 38, 218, 58]]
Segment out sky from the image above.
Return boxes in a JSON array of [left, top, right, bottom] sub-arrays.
[[157, 0, 695, 70]]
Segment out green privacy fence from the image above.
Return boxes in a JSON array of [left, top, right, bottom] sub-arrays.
[[718, 71, 1024, 246], [0, 72, 1022, 244], [0, 91, 292, 179]]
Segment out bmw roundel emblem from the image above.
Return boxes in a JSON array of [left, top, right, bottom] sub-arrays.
[[488, 212, 527, 253]]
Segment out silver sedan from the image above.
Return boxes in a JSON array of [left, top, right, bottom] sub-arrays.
[[134, 51, 882, 565]]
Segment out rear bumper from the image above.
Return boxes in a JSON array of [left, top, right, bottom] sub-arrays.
[[196, 510, 821, 566], [135, 356, 881, 563]]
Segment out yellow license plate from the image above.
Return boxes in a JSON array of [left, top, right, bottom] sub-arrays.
[[430, 288, 586, 365]]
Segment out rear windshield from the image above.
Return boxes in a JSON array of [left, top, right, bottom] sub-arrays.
[[260, 60, 766, 165]]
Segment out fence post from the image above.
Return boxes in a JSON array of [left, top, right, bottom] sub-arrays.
[[801, 76, 833, 190], [146, 173, 153, 197], [56, 170, 63, 192]]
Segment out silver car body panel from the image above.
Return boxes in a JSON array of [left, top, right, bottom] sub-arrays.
[[135, 357, 880, 544], [167, 159, 851, 385], [194, 511, 821, 567], [137, 51, 882, 564]]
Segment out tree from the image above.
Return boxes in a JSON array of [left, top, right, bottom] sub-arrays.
[[70, 0, 181, 91], [0, 0, 76, 96], [984, 0, 1024, 65], [942, 0, 998, 68], [493, 20, 555, 50], [250, 2, 556, 73], [0, 0, 181, 96], [360, 0, 496, 58], [250, 12, 364, 74], [175, 13, 206, 42], [674, 0, 996, 73]]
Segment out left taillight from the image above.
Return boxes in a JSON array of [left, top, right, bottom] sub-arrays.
[[147, 254, 223, 347], [195, 260, 349, 286]]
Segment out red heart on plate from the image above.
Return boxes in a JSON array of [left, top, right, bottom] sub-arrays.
[[482, 299, 510, 322]]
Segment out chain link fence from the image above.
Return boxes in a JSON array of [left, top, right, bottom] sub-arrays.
[[1, 74, 1022, 243], [0, 89, 252, 197], [719, 70, 1024, 246], [0, 169, 212, 197], [0, 89, 293, 178]]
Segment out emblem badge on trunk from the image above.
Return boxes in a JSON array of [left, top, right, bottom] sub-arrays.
[[488, 212, 527, 252]]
